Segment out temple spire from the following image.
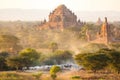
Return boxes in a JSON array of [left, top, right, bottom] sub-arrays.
[[105, 17, 108, 23]]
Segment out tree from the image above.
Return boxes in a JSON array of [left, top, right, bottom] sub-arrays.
[[42, 50, 73, 65], [53, 50, 73, 64], [49, 42, 58, 52], [19, 48, 40, 68], [95, 49, 120, 74], [0, 52, 9, 70], [50, 65, 61, 80], [75, 53, 89, 66], [107, 50, 120, 74], [85, 54, 109, 72], [75, 53, 110, 73], [58, 50, 73, 60], [6, 56, 25, 70]]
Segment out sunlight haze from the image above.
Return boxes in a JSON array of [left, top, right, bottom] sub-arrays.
[[0, 0, 120, 21], [0, 0, 120, 11]]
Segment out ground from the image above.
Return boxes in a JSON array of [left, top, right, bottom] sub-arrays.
[[0, 70, 120, 80]]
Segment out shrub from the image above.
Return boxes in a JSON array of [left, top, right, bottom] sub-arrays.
[[51, 74, 57, 80], [50, 65, 61, 74], [32, 72, 42, 80], [71, 76, 81, 80], [50, 65, 61, 80], [0, 73, 23, 80]]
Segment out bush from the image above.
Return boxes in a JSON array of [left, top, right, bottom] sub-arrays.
[[32, 72, 42, 80], [0, 73, 23, 80], [51, 74, 57, 80], [50, 65, 61, 80], [50, 65, 61, 74], [71, 76, 81, 80]]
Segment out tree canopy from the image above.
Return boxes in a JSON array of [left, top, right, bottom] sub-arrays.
[[0, 52, 9, 70], [75, 49, 120, 73], [19, 48, 40, 67]]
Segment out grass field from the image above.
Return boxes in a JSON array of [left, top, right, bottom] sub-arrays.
[[0, 70, 120, 80]]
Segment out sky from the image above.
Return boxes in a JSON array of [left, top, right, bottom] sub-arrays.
[[0, 0, 120, 11]]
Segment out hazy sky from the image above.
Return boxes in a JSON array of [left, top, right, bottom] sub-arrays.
[[0, 0, 120, 11]]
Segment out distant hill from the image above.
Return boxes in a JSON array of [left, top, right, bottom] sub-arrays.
[[0, 9, 120, 22]]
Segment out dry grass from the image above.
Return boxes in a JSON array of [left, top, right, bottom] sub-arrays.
[[0, 70, 120, 80]]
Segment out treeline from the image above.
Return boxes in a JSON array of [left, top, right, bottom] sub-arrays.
[[0, 48, 73, 71], [0, 48, 40, 71]]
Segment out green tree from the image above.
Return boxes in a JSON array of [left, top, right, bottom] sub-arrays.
[[53, 50, 73, 64], [6, 56, 25, 70], [84, 54, 109, 72], [75, 53, 110, 73], [95, 49, 120, 74], [75, 53, 89, 66], [0, 52, 9, 70], [19, 48, 40, 68], [107, 50, 120, 74]]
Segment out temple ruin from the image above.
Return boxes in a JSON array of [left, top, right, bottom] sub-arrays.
[[90, 17, 120, 44], [38, 4, 82, 31], [96, 17, 102, 25]]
